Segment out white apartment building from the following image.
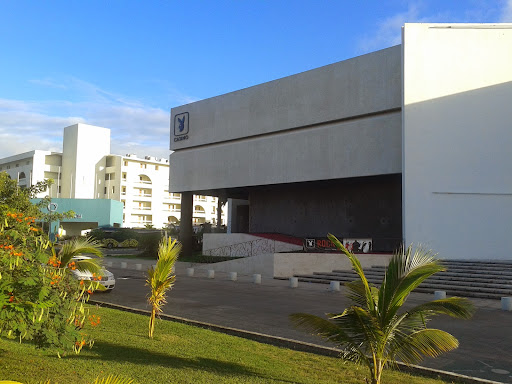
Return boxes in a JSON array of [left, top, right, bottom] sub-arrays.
[[0, 123, 225, 229]]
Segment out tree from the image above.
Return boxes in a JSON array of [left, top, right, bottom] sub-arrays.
[[0, 172, 103, 354], [290, 233, 474, 384], [147, 237, 181, 338]]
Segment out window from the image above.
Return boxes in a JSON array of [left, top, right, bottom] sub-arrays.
[[122, 186, 126, 194], [124, 161, 128, 166], [122, 172, 127, 180], [155, 165, 159, 170], [112, 186, 115, 194], [58, 186, 61, 193], [15, 163, 19, 167], [7, 165, 10, 169], [104, 187, 107, 194]]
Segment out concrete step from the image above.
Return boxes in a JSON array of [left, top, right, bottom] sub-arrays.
[[326, 270, 512, 285], [308, 272, 512, 290], [286, 275, 512, 300], [288, 261, 512, 300], [370, 265, 512, 275], [336, 267, 512, 280]]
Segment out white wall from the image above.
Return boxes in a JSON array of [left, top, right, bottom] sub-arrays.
[[402, 23, 512, 259], [62, 124, 111, 199], [195, 252, 392, 278]]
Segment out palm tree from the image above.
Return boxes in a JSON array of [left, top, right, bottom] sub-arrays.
[[290, 234, 474, 384], [147, 236, 181, 338], [56, 237, 104, 275], [47, 237, 106, 295]]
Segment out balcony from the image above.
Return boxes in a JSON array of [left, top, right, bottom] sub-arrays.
[[133, 207, 152, 211], [135, 180, 152, 185]]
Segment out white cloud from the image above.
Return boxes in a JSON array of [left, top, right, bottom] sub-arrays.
[[357, 3, 421, 53], [0, 77, 188, 160], [356, 1, 508, 54], [501, 0, 512, 21]]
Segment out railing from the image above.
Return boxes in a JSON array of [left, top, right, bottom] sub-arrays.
[[203, 238, 276, 258]]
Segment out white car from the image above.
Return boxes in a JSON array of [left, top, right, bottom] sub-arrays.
[[71, 256, 115, 291]]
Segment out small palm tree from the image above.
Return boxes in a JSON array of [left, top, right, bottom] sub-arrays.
[[50, 236, 105, 294], [56, 237, 104, 275], [291, 234, 474, 384], [147, 237, 181, 338]]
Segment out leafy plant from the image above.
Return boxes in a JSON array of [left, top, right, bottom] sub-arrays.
[[290, 233, 474, 384], [137, 231, 163, 258], [146, 237, 181, 338], [119, 238, 138, 248], [102, 238, 119, 249], [0, 173, 103, 354]]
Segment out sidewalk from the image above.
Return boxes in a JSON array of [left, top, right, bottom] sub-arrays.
[[101, 257, 512, 384]]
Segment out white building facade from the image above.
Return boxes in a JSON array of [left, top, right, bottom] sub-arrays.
[[0, 123, 225, 229]]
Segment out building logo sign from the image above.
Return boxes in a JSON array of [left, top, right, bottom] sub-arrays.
[[174, 112, 189, 142]]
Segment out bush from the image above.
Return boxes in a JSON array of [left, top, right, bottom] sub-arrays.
[[102, 238, 119, 249], [89, 228, 107, 241], [137, 232, 164, 258], [90, 228, 140, 243], [0, 173, 102, 354], [120, 238, 139, 248]]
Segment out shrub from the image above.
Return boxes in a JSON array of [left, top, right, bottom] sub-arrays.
[[120, 238, 139, 248], [0, 173, 103, 354], [102, 238, 119, 249], [138, 232, 164, 258]]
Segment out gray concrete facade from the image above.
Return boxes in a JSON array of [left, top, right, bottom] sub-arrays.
[[169, 23, 512, 260], [170, 46, 402, 193]]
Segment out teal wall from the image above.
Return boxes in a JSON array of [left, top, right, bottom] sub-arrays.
[[32, 198, 123, 228]]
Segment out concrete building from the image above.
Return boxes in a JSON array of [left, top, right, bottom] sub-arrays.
[[170, 23, 512, 261], [0, 123, 225, 234]]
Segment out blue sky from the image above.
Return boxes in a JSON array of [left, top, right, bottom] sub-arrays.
[[1, 0, 510, 158]]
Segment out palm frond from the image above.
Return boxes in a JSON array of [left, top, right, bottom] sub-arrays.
[[147, 236, 181, 338], [345, 281, 379, 308], [379, 247, 445, 323], [328, 233, 376, 312], [391, 328, 459, 365], [58, 237, 103, 266], [289, 312, 369, 365], [329, 306, 385, 353], [405, 297, 475, 320], [92, 375, 134, 384]]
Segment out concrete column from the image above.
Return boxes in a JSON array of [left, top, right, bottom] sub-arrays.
[[180, 192, 193, 257], [217, 198, 222, 227]]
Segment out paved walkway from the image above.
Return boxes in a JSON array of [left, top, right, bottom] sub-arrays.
[[100, 257, 512, 384]]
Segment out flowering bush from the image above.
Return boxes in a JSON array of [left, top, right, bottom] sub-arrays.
[[0, 172, 103, 354], [120, 238, 138, 248], [102, 238, 119, 249]]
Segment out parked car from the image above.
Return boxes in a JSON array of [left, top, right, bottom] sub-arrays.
[[71, 256, 115, 291]]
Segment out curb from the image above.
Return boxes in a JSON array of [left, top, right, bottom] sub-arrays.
[[89, 300, 504, 384]]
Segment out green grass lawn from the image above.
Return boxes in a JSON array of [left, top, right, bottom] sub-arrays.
[[0, 306, 456, 384]]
